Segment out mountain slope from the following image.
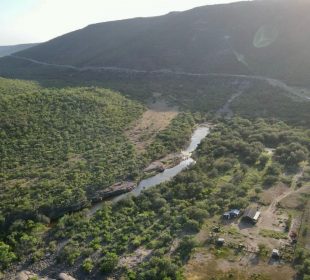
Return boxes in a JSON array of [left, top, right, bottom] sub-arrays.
[[0, 43, 38, 58], [0, 77, 144, 224], [15, 0, 310, 85]]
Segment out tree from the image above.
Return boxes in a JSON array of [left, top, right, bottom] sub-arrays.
[[0, 242, 17, 269], [100, 252, 118, 273], [177, 236, 197, 261], [258, 154, 269, 168]]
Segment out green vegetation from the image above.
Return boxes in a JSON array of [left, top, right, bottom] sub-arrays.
[[0, 78, 144, 221], [259, 229, 288, 240], [0, 77, 146, 267], [0, 242, 17, 270], [2, 57, 310, 127], [231, 84, 310, 127], [294, 200, 310, 280], [147, 113, 196, 159], [295, 249, 310, 280], [100, 252, 119, 273], [1, 117, 306, 278], [0, 77, 205, 273], [0, 77, 309, 278]]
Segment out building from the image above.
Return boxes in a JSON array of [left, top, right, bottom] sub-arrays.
[[223, 209, 241, 220], [217, 238, 225, 246], [242, 207, 260, 224], [271, 249, 280, 258], [230, 209, 241, 218]]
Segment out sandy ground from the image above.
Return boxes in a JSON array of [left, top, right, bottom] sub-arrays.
[[185, 248, 295, 280], [118, 247, 152, 269], [126, 94, 178, 152]]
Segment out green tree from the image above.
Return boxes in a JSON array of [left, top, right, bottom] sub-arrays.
[[0, 242, 17, 269], [100, 252, 119, 273]]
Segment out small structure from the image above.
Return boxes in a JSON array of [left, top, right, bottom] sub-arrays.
[[223, 209, 241, 220], [271, 249, 280, 259], [230, 209, 241, 218], [223, 212, 231, 220], [216, 238, 225, 246], [242, 207, 260, 224]]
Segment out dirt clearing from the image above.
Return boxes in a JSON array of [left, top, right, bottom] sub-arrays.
[[185, 248, 295, 280], [126, 94, 178, 152]]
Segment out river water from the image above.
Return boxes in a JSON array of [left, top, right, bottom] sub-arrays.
[[90, 125, 210, 213]]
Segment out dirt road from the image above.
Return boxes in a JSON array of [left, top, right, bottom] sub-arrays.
[[10, 55, 310, 102]]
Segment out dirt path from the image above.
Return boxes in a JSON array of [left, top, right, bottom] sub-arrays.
[[290, 169, 304, 189], [256, 186, 294, 232], [11, 55, 310, 102], [268, 188, 293, 213], [216, 91, 243, 118]]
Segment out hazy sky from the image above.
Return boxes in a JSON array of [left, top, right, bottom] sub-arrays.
[[0, 0, 246, 45]]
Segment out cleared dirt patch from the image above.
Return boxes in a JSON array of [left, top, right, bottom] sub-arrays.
[[279, 186, 310, 209], [185, 248, 295, 280], [118, 247, 152, 269], [258, 201, 289, 233], [126, 96, 178, 152], [260, 183, 290, 205]]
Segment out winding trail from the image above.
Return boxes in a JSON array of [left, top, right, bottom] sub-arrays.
[[216, 90, 243, 118], [10, 55, 310, 102]]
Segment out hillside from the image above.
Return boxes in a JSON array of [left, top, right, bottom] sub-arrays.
[[0, 56, 309, 127], [0, 78, 146, 225], [0, 43, 38, 58], [13, 0, 310, 85], [0, 77, 200, 272]]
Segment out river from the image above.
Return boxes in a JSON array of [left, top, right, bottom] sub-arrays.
[[89, 125, 210, 214]]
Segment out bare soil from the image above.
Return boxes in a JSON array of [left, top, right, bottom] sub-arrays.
[[279, 186, 310, 209], [185, 248, 295, 280], [126, 95, 178, 152], [118, 247, 152, 269]]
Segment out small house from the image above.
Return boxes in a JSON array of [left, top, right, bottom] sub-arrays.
[[271, 249, 280, 258], [223, 209, 241, 220], [230, 209, 240, 218], [217, 238, 225, 246], [223, 212, 231, 220], [242, 207, 260, 224]]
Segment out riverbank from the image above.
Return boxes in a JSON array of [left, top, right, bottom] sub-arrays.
[[89, 124, 211, 213]]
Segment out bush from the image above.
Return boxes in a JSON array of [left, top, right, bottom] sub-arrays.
[[100, 252, 119, 273], [258, 243, 269, 258], [177, 236, 197, 261], [183, 219, 200, 233], [258, 154, 269, 167], [82, 258, 94, 273], [0, 242, 17, 269], [263, 175, 278, 187], [285, 214, 292, 232]]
